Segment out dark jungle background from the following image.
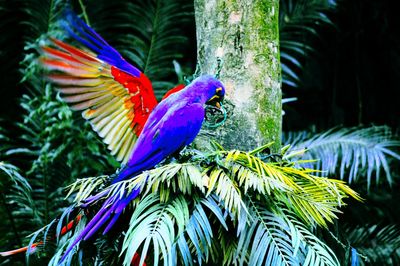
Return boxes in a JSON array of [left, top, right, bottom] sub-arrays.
[[0, 0, 399, 265]]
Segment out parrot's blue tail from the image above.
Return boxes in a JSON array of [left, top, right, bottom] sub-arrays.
[[59, 187, 140, 263], [60, 147, 165, 263], [112, 151, 166, 184]]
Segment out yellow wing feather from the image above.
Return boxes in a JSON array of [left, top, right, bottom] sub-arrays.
[[41, 39, 157, 164]]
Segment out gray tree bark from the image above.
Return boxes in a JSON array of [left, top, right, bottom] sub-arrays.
[[194, 0, 282, 152]]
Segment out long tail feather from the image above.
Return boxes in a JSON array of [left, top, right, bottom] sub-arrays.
[[60, 188, 140, 263], [0, 243, 40, 257], [0, 213, 145, 265], [0, 215, 81, 257]]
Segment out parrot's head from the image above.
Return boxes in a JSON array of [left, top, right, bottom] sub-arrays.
[[188, 75, 225, 109], [206, 84, 225, 109]]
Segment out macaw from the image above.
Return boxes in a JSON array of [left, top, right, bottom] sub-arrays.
[[39, 11, 225, 263]]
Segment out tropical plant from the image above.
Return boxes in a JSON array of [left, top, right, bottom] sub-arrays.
[[278, 1, 400, 265], [279, 0, 337, 87], [343, 223, 400, 265], [282, 126, 400, 265], [26, 143, 360, 265], [0, 163, 36, 254], [1, 0, 399, 265], [284, 126, 400, 187]]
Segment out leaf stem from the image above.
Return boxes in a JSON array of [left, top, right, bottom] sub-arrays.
[[144, 0, 161, 74], [78, 0, 90, 25]]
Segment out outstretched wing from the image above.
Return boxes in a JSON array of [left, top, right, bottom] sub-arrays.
[[40, 12, 158, 164]]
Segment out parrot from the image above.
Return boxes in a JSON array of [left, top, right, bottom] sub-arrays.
[[36, 10, 226, 263]]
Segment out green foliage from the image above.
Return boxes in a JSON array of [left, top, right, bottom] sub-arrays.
[[283, 126, 400, 265], [0, 1, 196, 264], [48, 143, 358, 265], [235, 203, 299, 266], [284, 212, 340, 266], [279, 0, 337, 87], [0, 162, 37, 251], [1, 0, 399, 265], [345, 224, 400, 265], [284, 126, 400, 188], [123, 194, 189, 266], [13, 85, 119, 177], [278, 1, 400, 265]]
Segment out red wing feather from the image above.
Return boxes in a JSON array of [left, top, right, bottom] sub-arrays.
[[41, 39, 157, 163]]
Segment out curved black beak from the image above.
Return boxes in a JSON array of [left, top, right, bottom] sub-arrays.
[[206, 87, 224, 109], [206, 95, 223, 109]]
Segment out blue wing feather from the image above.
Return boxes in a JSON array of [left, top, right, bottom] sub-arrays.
[[60, 100, 205, 262], [113, 102, 205, 183], [62, 10, 141, 77]]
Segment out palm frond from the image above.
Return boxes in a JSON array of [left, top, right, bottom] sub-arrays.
[[122, 194, 189, 266], [65, 175, 109, 203], [71, 143, 360, 225], [284, 126, 400, 188], [284, 212, 340, 266], [205, 167, 247, 218], [175, 196, 215, 264], [280, 0, 337, 87], [26, 209, 88, 266], [22, 141, 360, 265], [0, 162, 37, 249], [236, 202, 299, 266], [345, 223, 400, 265], [212, 225, 238, 266], [223, 148, 361, 227]]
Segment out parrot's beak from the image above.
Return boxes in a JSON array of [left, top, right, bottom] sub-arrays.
[[206, 95, 223, 109]]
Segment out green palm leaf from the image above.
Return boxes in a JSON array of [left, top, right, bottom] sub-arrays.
[[0, 162, 37, 250], [235, 202, 299, 266], [280, 0, 337, 87], [27, 142, 360, 265], [122, 194, 189, 266], [176, 197, 213, 264], [223, 148, 361, 227], [285, 126, 400, 188], [284, 212, 340, 266], [345, 224, 400, 265]]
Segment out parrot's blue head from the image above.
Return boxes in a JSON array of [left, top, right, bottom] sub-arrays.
[[188, 75, 225, 108]]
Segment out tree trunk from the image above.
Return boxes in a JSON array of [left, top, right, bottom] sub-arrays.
[[194, 0, 282, 152]]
